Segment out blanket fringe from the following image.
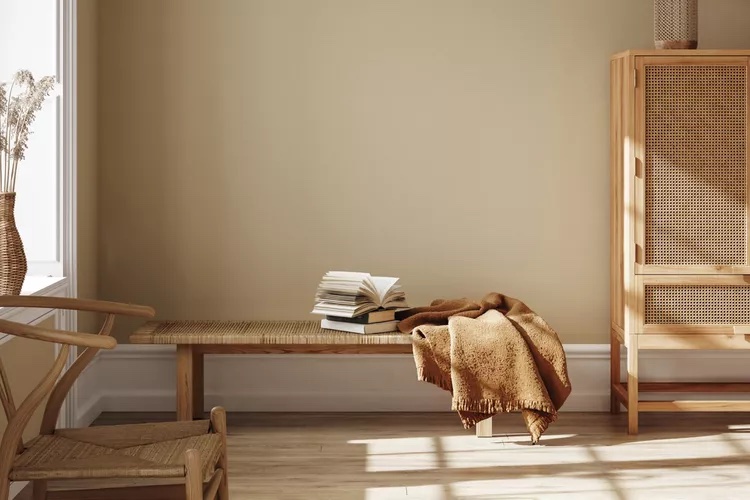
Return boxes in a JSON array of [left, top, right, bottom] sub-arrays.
[[452, 398, 556, 422], [416, 367, 452, 392]]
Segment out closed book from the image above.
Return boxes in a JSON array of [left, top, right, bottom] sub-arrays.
[[325, 308, 409, 324], [320, 318, 400, 334]]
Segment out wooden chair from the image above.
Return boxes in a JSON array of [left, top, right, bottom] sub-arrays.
[[0, 297, 229, 500]]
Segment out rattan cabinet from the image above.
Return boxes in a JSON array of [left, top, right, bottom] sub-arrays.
[[611, 50, 750, 434]]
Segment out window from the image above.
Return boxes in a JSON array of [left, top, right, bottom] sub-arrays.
[[0, 1, 75, 431], [0, 0, 64, 277]]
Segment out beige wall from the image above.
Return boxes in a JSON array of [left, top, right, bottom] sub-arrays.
[[78, 0, 100, 333], [97, 0, 750, 343], [0, 318, 57, 443]]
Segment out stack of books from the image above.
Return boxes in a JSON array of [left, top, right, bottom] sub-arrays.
[[312, 271, 409, 334]]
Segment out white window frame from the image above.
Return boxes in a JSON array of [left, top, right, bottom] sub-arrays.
[[23, 0, 73, 279], [0, 0, 77, 444], [0, 1, 77, 322], [61, 0, 77, 294]]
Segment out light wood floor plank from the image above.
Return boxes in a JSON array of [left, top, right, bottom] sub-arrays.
[[16, 412, 750, 499]]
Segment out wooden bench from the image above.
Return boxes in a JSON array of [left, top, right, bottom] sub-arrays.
[[130, 320, 493, 437]]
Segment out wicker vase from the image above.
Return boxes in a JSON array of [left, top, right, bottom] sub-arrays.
[[654, 0, 698, 49], [0, 193, 27, 295]]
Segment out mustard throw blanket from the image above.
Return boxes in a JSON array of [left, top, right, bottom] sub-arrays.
[[399, 293, 571, 444]]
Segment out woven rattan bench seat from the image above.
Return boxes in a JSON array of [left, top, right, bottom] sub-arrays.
[[130, 320, 412, 346]]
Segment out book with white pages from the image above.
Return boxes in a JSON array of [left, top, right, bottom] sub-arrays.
[[320, 318, 400, 334], [312, 271, 408, 318]]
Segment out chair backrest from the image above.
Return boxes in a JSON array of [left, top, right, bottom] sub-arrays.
[[0, 297, 154, 471]]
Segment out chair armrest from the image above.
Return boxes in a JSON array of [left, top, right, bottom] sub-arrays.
[[0, 296, 155, 318], [0, 318, 117, 349]]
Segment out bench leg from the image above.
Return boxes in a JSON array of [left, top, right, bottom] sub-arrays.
[[476, 417, 493, 438], [177, 345, 194, 421], [193, 350, 205, 419]]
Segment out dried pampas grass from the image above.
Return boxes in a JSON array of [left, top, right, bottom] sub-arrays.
[[0, 70, 56, 193]]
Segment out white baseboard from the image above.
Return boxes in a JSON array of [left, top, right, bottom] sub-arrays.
[[73, 344, 750, 428], [9, 482, 27, 499], [74, 353, 105, 428]]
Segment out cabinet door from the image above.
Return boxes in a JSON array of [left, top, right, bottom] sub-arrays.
[[635, 56, 750, 274]]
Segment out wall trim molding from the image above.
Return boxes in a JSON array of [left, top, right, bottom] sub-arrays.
[[74, 343, 750, 428], [60, 0, 79, 434]]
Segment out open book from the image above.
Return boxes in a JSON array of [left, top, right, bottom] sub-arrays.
[[312, 271, 408, 318]]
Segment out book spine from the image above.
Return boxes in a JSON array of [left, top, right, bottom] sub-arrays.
[[324, 315, 372, 324], [394, 309, 411, 321]]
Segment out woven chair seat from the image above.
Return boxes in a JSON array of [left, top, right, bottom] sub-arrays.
[[10, 420, 222, 482]]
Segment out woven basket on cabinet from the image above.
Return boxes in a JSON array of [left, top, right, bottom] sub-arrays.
[[654, 0, 698, 49], [0, 193, 27, 295]]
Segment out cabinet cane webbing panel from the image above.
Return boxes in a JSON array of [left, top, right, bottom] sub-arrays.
[[645, 285, 750, 324], [130, 320, 411, 345], [644, 64, 747, 266]]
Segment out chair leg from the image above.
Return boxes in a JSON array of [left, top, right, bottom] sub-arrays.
[[211, 407, 229, 499], [185, 449, 203, 500], [0, 477, 8, 500], [33, 480, 47, 500]]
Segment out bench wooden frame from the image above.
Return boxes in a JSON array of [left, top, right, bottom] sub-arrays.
[[131, 320, 494, 437]]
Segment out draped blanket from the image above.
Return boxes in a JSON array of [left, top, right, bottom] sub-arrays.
[[399, 293, 571, 443]]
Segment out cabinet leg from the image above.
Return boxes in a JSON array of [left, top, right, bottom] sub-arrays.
[[627, 335, 639, 435], [610, 330, 621, 414]]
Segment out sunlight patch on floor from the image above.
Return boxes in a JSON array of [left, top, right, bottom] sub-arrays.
[[363, 486, 410, 500], [348, 436, 441, 453], [406, 478, 615, 500], [592, 433, 741, 462], [600, 464, 750, 494], [350, 434, 592, 473], [390, 474, 750, 500], [353, 430, 750, 499]]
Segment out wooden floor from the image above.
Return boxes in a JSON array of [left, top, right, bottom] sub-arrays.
[[20, 411, 750, 499]]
